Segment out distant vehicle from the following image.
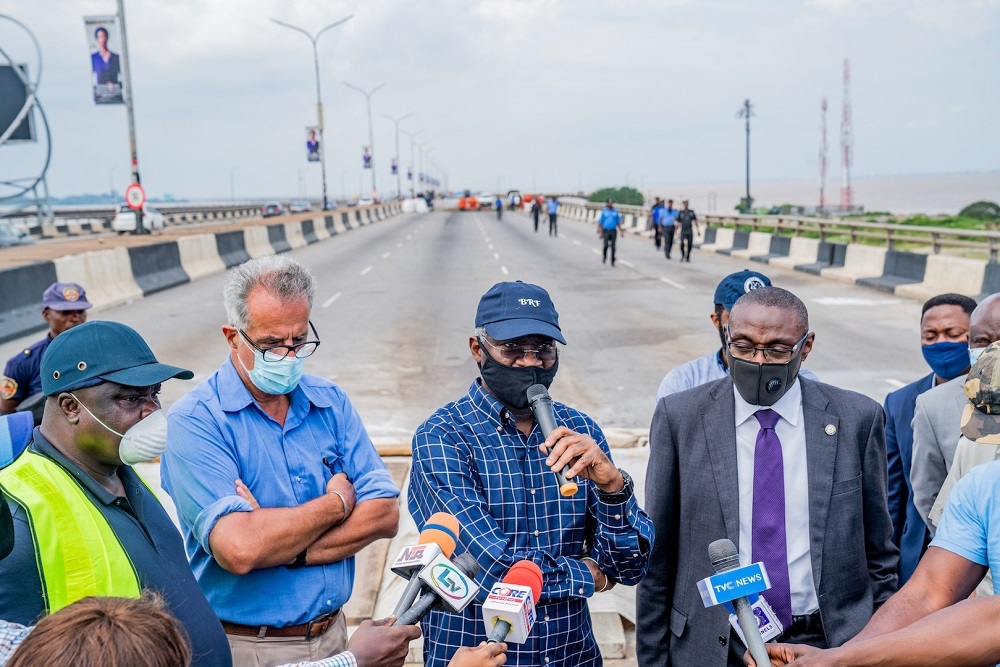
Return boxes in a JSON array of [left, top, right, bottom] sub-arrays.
[[112, 205, 165, 233], [261, 202, 284, 217], [478, 193, 494, 210], [0, 221, 33, 247], [288, 201, 313, 213], [358, 198, 374, 207]]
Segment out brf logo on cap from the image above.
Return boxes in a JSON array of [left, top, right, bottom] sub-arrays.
[[518, 299, 541, 307]]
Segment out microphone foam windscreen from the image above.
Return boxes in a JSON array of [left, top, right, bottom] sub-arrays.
[[419, 512, 460, 557], [504, 560, 543, 601], [526, 384, 549, 404], [708, 538, 740, 573], [453, 552, 481, 578]]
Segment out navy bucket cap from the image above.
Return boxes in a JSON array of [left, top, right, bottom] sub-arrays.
[[714, 269, 772, 312], [475, 281, 567, 344], [41, 320, 194, 395]]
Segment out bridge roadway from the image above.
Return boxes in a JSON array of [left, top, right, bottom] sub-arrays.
[[1, 207, 927, 435]]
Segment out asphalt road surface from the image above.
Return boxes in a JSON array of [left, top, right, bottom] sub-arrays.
[[1, 208, 929, 437]]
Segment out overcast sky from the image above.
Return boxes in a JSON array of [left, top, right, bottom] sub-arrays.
[[0, 0, 997, 202]]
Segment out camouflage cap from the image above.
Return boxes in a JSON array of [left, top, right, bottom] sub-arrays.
[[961, 341, 1000, 445]]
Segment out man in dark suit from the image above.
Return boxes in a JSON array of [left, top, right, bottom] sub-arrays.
[[883, 293, 975, 585], [637, 286, 898, 667]]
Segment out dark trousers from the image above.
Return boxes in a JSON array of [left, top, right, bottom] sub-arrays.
[[680, 229, 693, 259], [602, 228, 618, 264], [662, 226, 675, 258], [533, 211, 540, 231], [548, 214, 557, 236], [726, 617, 828, 667], [496, 208, 502, 220], [653, 225, 662, 249]]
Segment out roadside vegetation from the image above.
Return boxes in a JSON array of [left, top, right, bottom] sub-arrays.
[[588, 187, 644, 206]]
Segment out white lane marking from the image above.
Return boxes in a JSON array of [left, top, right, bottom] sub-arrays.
[[573, 240, 582, 246], [360, 265, 373, 276], [488, 244, 494, 250], [501, 265, 509, 275], [322, 292, 342, 308], [396, 243, 402, 249], [406, 235, 412, 240], [382, 252, 391, 259], [619, 260, 634, 268], [885, 378, 906, 389], [813, 296, 903, 306], [493, 253, 500, 260], [659, 276, 686, 289], [591, 248, 600, 255], [484, 237, 490, 243]]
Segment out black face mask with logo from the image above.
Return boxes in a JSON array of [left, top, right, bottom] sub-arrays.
[[479, 351, 558, 410], [727, 346, 805, 407]]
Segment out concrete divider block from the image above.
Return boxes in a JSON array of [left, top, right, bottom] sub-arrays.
[[821, 245, 887, 284], [55, 247, 143, 310], [730, 231, 773, 259], [268, 224, 292, 253], [896, 255, 988, 301], [700, 227, 735, 253], [0, 262, 58, 344], [178, 234, 226, 281], [717, 230, 750, 256], [311, 218, 329, 241], [283, 221, 307, 249], [340, 212, 352, 232], [857, 250, 928, 293], [354, 210, 363, 227], [216, 230, 252, 267], [323, 215, 338, 236], [769, 237, 821, 269], [128, 243, 191, 296], [243, 226, 275, 258]]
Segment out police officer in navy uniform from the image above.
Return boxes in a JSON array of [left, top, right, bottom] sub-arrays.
[[0, 282, 92, 423]]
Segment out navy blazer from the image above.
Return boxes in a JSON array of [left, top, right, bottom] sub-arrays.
[[883, 373, 934, 584]]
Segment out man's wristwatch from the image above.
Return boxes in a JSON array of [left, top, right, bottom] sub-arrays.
[[289, 548, 308, 568], [597, 468, 633, 504]]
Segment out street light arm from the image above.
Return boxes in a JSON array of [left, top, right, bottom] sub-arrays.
[[270, 18, 314, 42], [315, 15, 353, 41]]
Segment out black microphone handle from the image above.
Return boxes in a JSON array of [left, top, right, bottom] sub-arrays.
[[487, 619, 512, 644], [392, 572, 428, 618], [528, 392, 578, 495]]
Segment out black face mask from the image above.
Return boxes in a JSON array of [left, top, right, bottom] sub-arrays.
[[479, 351, 558, 410], [727, 347, 804, 407]]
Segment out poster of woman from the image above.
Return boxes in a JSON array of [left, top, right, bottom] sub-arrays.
[[84, 16, 123, 105]]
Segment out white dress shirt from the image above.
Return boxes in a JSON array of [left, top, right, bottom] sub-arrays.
[[734, 378, 820, 616]]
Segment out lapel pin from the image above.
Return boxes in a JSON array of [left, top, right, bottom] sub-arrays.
[[825, 424, 837, 436]]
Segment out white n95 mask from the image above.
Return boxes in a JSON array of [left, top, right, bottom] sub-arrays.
[[72, 395, 169, 465]]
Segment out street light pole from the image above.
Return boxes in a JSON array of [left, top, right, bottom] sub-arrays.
[[271, 14, 353, 212], [400, 128, 422, 198], [737, 99, 755, 211], [383, 112, 413, 200], [116, 0, 146, 234], [344, 81, 386, 199]]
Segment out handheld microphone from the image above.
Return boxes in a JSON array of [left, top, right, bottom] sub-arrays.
[[706, 539, 771, 667], [526, 384, 579, 497], [394, 552, 481, 626], [390, 513, 460, 617], [482, 560, 543, 644]]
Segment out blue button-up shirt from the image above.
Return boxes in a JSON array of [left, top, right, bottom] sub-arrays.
[[408, 380, 653, 667], [162, 357, 399, 626], [598, 208, 622, 230], [546, 199, 559, 215], [661, 207, 679, 227]]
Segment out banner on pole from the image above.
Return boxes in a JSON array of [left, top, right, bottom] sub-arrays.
[[306, 126, 320, 162], [391, 158, 397, 175], [84, 15, 124, 105], [362, 147, 371, 169]]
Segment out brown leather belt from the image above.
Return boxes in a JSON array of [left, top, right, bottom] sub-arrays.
[[222, 609, 340, 640]]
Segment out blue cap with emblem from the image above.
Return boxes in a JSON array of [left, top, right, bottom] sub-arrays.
[[41, 320, 193, 395], [475, 281, 567, 344], [42, 282, 92, 311], [714, 270, 772, 312]]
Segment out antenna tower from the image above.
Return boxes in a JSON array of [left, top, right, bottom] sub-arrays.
[[819, 97, 827, 213], [840, 58, 853, 211]]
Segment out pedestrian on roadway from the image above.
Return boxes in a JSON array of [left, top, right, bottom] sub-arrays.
[[495, 196, 504, 221], [676, 199, 698, 262], [531, 197, 542, 232], [408, 281, 653, 667], [882, 293, 975, 586], [546, 196, 559, 236], [649, 197, 664, 251], [1, 282, 92, 425], [161, 255, 401, 666], [597, 199, 624, 266], [0, 320, 232, 667], [661, 199, 679, 259], [639, 286, 898, 667]]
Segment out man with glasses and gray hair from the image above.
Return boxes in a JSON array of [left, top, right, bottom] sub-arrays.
[[408, 280, 654, 667], [161, 255, 401, 667], [637, 286, 898, 667]]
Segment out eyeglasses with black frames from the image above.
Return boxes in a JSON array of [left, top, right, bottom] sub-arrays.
[[726, 329, 810, 363], [240, 321, 321, 362], [479, 336, 558, 364]]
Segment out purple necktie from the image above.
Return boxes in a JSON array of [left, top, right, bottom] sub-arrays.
[[752, 408, 793, 628]]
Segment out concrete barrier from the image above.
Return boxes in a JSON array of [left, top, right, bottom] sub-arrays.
[[308, 218, 329, 241], [267, 224, 292, 253], [243, 226, 275, 258], [323, 215, 338, 236], [283, 222, 307, 250], [896, 255, 988, 301], [178, 234, 227, 281], [794, 241, 848, 275], [354, 210, 363, 227], [821, 245, 887, 284], [716, 231, 750, 256], [128, 243, 191, 296], [856, 250, 928, 293], [55, 248, 143, 310], [749, 235, 792, 263], [216, 230, 252, 268], [769, 237, 821, 269], [341, 212, 352, 231], [729, 231, 773, 260], [699, 227, 735, 253], [0, 262, 58, 344]]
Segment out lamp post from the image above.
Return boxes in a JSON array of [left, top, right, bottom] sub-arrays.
[[737, 99, 755, 212], [415, 141, 428, 192], [271, 14, 353, 212], [343, 81, 386, 199], [383, 112, 413, 200], [400, 128, 422, 198]]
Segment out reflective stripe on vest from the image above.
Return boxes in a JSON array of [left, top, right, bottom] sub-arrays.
[[0, 449, 141, 613]]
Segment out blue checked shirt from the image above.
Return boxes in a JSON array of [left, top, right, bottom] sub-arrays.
[[408, 381, 653, 667]]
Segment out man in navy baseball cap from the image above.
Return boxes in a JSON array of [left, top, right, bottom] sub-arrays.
[[475, 280, 567, 345]]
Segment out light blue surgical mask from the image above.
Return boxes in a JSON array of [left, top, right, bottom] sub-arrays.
[[238, 341, 305, 395], [970, 347, 987, 366]]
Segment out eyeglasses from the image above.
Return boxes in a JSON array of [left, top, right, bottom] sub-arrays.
[[726, 329, 810, 363], [240, 321, 321, 362], [479, 336, 558, 364]]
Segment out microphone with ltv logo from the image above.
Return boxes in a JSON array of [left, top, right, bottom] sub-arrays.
[[390, 512, 460, 618]]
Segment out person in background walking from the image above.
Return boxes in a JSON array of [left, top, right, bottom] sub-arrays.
[[650, 198, 664, 251], [495, 197, 503, 221], [661, 199, 679, 260], [677, 199, 699, 262], [531, 197, 542, 233], [546, 197, 560, 237], [597, 199, 624, 267]]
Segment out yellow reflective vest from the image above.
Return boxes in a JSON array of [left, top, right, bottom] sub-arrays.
[[0, 449, 141, 613]]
